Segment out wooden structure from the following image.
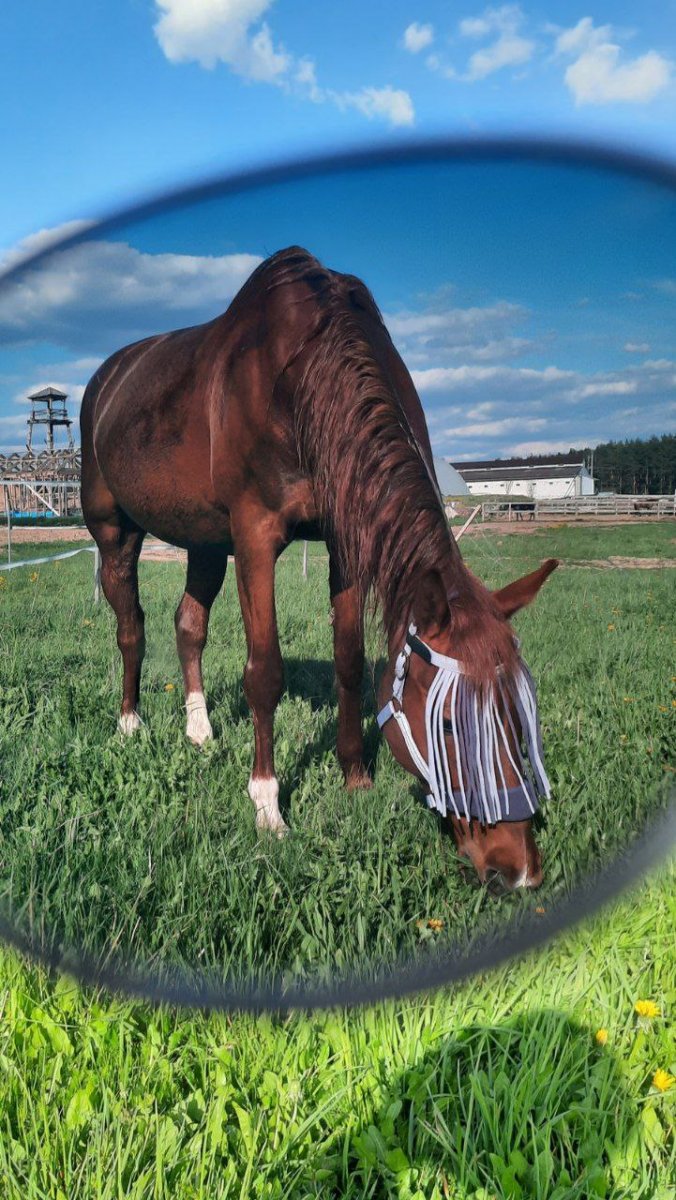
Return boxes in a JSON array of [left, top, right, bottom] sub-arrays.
[[26, 386, 74, 453], [482, 495, 676, 522]]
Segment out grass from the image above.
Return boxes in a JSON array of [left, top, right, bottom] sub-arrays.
[[0, 863, 672, 1198], [0, 523, 673, 1196], [0, 525, 673, 991]]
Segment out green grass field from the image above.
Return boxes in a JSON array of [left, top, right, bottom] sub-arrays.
[[0, 524, 673, 991], [0, 522, 674, 1196]]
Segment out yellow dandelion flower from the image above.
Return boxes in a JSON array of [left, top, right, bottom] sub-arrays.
[[82, 619, 93, 627], [623, 696, 634, 703], [635, 999, 660, 1019], [607, 623, 615, 631], [0, 576, 6, 588], [652, 1069, 674, 1093], [658, 705, 668, 713], [29, 571, 38, 582], [620, 735, 628, 744], [535, 906, 545, 914], [595, 1029, 609, 1046], [164, 683, 175, 692], [427, 918, 444, 932]]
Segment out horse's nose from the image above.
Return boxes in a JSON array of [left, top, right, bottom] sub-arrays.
[[484, 861, 543, 894]]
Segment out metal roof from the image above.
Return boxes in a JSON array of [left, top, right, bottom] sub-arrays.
[[433, 457, 470, 495], [450, 456, 585, 471], [28, 386, 68, 400], [456, 463, 587, 483]]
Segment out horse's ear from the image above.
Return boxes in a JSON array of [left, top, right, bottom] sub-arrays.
[[493, 558, 559, 618], [415, 570, 449, 636]]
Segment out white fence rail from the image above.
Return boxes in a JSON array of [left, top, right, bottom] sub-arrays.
[[481, 494, 676, 522]]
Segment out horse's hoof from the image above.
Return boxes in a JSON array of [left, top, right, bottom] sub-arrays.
[[186, 694, 213, 746], [118, 711, 143, 735], [256, 814, 290, 839], [345, 768, 372, 792]]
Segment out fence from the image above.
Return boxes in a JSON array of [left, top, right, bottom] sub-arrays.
[[481, 494, 676, 522]]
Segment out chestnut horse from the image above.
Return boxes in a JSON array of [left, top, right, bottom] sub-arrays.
[[81, 246, 557, 890]]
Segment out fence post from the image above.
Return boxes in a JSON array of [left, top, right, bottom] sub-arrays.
[[4, 487, 11, 565], [93, 545, 101, 603]]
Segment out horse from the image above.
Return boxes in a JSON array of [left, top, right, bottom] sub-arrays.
[[80, 246, 558, 892]]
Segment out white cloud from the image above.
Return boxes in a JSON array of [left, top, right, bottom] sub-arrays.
[[403, 22, 434, 53], [331, 85, 414, 126], [0, 221, 94, 274], [385, 299, 532, 364], [571, 380, 637, 400], [0, 237, 263, 353], [460, 5, 534, 81], [555, 17, 672, 105], [153, 1, 415, 125], [153, 0, 289, 80], [624, 341, 650, 353], [443, 416, 547, 438], [505, 438, 600, 456], [412, 363, 571, 392]]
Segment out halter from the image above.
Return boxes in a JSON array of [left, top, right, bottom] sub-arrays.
[[377, 624, 551, 825]]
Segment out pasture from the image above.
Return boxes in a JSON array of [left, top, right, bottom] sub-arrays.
[[0, 522, 673, 992]]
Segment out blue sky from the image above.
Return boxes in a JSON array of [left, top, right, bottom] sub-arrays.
[[0, 2, 675, 457]]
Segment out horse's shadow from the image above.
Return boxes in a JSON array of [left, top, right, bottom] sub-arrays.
[[345, 1010, 637, 1197]]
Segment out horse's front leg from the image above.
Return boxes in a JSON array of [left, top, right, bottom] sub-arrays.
[[329, 555, 371, 791], [234, 530, 288, 837]]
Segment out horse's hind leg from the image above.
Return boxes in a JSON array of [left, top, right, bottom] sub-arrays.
[[95, 517, 146, 733], [175, 546, 228, 746]]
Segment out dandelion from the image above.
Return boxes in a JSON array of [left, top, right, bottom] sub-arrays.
[[535, 906, 545, 915], [652, 1069, 674, 1093], [623, 697, 634, 703], [0, 576, 5, 588], [620, 735, 628, 744], [164, 683, 175, 692], [82, 619, 93, 627], [427, 919, 444, 932], [658, 705, 668, 713], [607, 623, 615, 631], [29, 571, 38, 583], [595, 1029, 609, 1046], [635, 999, 660, 1019]]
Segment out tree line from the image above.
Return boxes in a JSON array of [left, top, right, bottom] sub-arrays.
[[517, 434, 676, 494]]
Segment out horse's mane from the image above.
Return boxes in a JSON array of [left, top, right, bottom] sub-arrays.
[[259, 247, 518, 684]]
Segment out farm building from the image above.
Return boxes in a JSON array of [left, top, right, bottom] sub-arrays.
[[450, 458, 595, 499], [433, 457, 470, 497]]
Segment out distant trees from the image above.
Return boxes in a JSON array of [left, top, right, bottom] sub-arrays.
[[515, 435, 676, 494]]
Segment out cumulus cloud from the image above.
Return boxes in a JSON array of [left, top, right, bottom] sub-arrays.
[[460, 5, 534, 81], [0, 221, 94, 274], [0, 237, 263, 354], [152, 0, 414, 125], [403, 22, 434, 53], [624, 341, 650, 353], [385, 299, 533, 364], [555, 17, 672, 105], [331, 85, 414, 126], [416, 356, 675, 458]]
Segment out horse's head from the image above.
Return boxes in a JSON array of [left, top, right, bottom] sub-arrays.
[[377, 558, 559, 893]]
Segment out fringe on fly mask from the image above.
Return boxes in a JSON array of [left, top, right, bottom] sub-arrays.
[[377, 626, 551, 824]]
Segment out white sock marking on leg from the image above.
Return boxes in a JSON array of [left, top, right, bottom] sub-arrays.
[[119, 711, 143, 735], [248, 775, 288, 837], [185, 691, 213, 746]]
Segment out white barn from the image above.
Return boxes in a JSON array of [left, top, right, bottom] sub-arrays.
[[450, 459, 595, 499]]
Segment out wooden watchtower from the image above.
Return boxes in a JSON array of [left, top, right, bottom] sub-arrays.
[[26, 386, 74, 453]]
